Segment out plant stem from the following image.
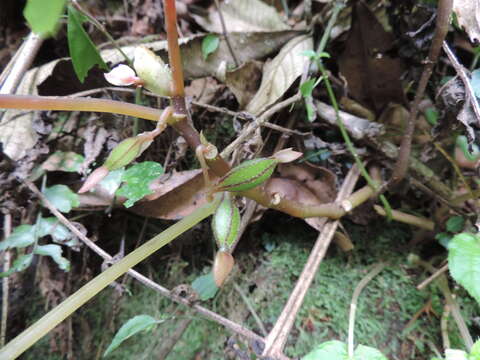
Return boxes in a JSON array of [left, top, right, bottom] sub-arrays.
[[163, 0, 185, 100], [0, 198, 219, 360], [373, 205, 434, 230], [317, 61, 392, 218], [0, 94, 161, 121], [390, 0, 453, 185], [347, 263, 385, 358]]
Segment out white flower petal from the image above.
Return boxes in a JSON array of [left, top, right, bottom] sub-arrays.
[[104, 64, 138, 86]]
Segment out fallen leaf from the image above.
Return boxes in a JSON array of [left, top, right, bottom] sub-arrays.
[[225, 61, 263, 108], [338, 1, 405, 113], [193, 0, 289, 33], [454, 0, 480, 43], [246, 35, 313, 115]]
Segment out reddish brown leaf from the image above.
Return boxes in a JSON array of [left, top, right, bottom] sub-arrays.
[[338, 1, 405, 113]]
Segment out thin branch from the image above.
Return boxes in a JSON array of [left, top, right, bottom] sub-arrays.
[[1, 214, 12, 347], [390, 0, 453, 185], [0, 32, 44, 95], [213, 0, 239, 67], [233, 282, 268, 336], [221, 93, 302, 158], [417, 263, 448, 290], [347, 263, 385, 358], [23, 180, 264, 345], [373, 205, 435, 231], [262, 165, 361, 358]]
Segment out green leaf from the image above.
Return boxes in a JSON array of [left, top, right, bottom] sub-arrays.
[[302, 340, 347, 360], [446, 216, 465, 233], [306, 103, 316, 122], [42, 151, 85, 173], [43, 185, 80, 213], [300, 78, 317, 98], [67, 5, 108, 83], [456, 135, 480, 162], [192, 273, 218, 301], [354, 345, 388, 360], [103, 315, 160, 357], [471, 69, 480, 99], [435, 232, 451, 249], [212, 195, 241, 249], [0, 225, 36, 251], [99, 169, 125, 195], [23, 0, 66, 37], [424, 107, 438, 126], [202, 34, 220, 60], [448, 233, 480, 305], [38, 218, 80, 249], [0, 254, 34, 278], [470, 339, 480, 360], [34, 244, 70, 271], [116, 162, 164, 208], [216, 158, 278, 192], [104, 135, 153, 171]]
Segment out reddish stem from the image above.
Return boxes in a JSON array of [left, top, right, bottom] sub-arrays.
[[163, 0, 185, 102]]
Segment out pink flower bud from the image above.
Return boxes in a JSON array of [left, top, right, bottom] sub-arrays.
[[104, 65, 140, 86], [78, 166, 109, 193]]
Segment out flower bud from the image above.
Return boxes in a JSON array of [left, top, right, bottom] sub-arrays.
[[104, 133, 153, 171], [134, 47, 172, 97], [104, 64, 140, 86], [272, 148, 303, 163], [78, 166, 109, 194], [212, 194, 240, 249], [213, 251, 234, 287], [215, 158, 278, 192]]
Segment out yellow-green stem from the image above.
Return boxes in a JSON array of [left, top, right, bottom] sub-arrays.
[[0, 94, 162, 121], [0, 198, 219, 360]]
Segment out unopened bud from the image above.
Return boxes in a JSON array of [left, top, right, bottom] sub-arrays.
[[134, 47, 172, 97], [272, 148, 303, 163], [104, 134, 153, 170], [78, 166, 109, 193], [213, 251, 234, 287], [104, 64, 140, 86], [215, 157, 278, 192], [212, 194, 240, 249]]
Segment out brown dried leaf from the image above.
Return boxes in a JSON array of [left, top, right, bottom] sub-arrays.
[[454, 0, 480, 43], [246, 35, 313, 115], [225, 61, 263, 108], [338, 1, 404, 113], [193, 0, 289, 33]]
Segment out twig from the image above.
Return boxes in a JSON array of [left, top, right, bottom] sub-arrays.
[[390, 0, 453, 185], [262, 165, 361, 358], [221, 93, 302, 158], [1, 213, 12, 347], [154, 317, 192, 359], [23, 180, 264, 346], [414, 258, 473, 350], [347, 263, 386, 358], [213, 0, 239, 67], [443, 41, 480, 126], [233, 283, 268, 336], [373, 205, 435, 231], [417, 263, 448, 290], [441, 303, 451, 350], [0, 32, 44, 95]]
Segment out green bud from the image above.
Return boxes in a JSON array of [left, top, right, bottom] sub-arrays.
[[104, 134, 153, 170], [134, 47, 172, 97], [212, 194, 240, 249], [215, 158, 277, 192]]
